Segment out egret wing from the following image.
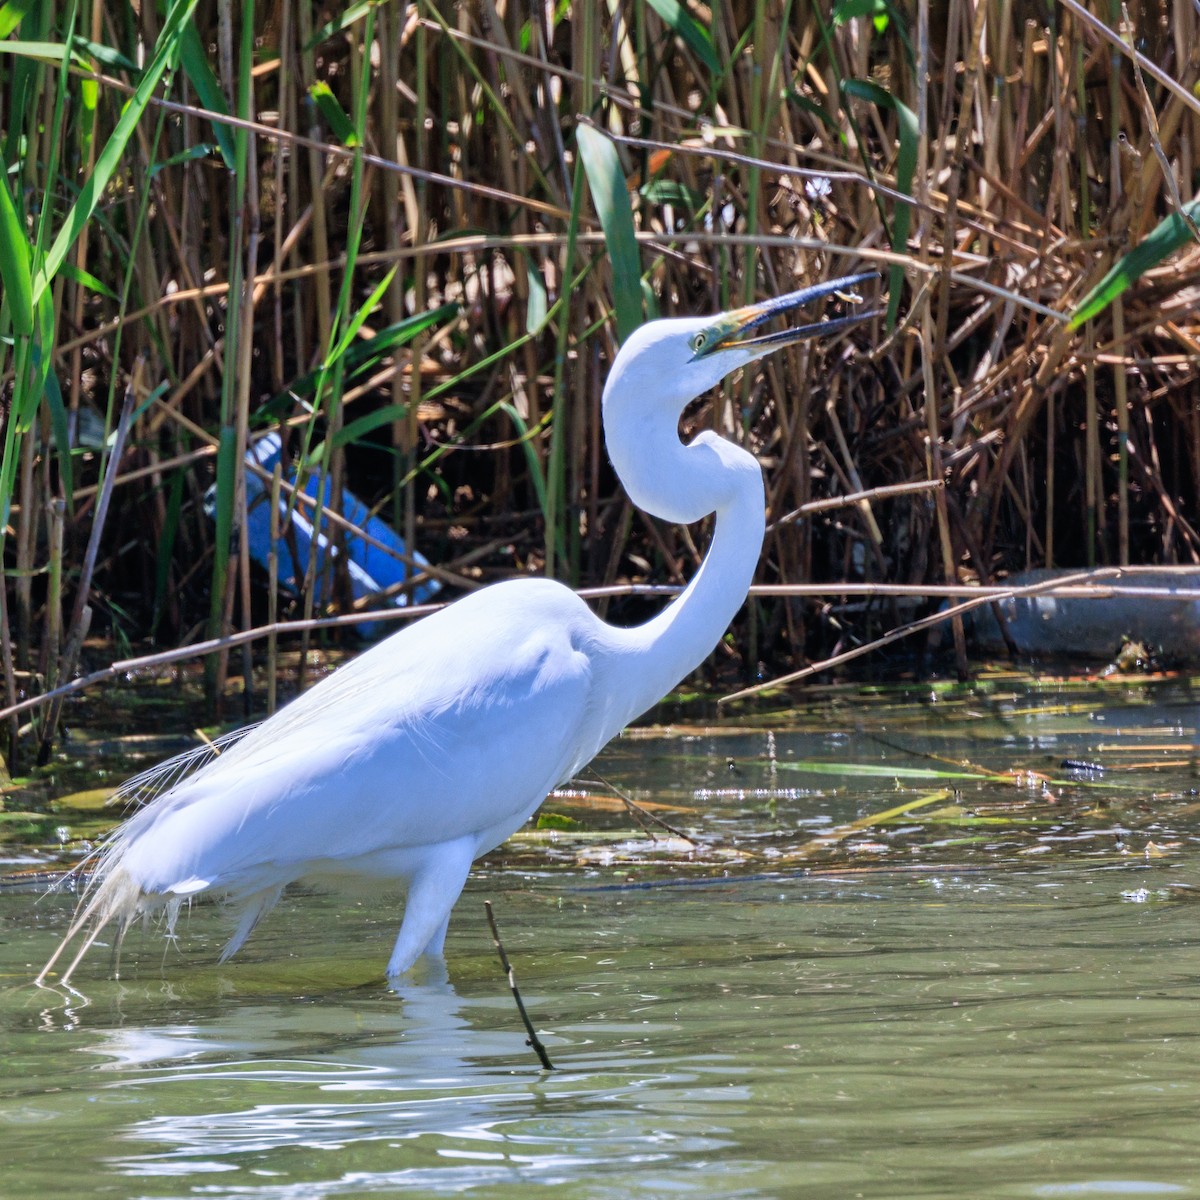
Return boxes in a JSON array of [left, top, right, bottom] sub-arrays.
[[112, 580, 599, 896]]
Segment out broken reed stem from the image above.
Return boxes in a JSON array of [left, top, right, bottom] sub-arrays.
[[768, 478, 943, 530], [483, 900, 555, 1072]]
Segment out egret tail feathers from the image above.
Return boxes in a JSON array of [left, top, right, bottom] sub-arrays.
[[36, 865, 144, 987], [109, 725, 258, 809], [39, 861, 287, 984]]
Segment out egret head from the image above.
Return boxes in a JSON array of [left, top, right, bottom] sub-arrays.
[[602, 273, 879, 521], [602, 271, 879, 421]]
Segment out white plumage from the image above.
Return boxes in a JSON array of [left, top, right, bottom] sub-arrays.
[[38, 273, 873, 984]]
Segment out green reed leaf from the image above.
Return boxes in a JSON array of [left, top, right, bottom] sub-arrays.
[[0, 164, 33, 334], [577, 125, 643, 341], [309, 81, 358, 147], [644, 0, 720, 74], [1070, 199, 1200, 329], [179, 21, 236, 168]]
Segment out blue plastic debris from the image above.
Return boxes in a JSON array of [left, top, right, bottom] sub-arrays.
[[216, 432, 440, 635]]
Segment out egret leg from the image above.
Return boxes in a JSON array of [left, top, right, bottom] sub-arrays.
[[424, 915, 452, 958], [386, 837, 475, 978]]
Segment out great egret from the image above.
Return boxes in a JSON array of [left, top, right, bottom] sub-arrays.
[[38, 272, 876, 985]]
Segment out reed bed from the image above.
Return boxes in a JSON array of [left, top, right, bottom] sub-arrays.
[[2, 0, 1200, 760]]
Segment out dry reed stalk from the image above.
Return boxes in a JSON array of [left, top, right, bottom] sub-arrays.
[[0, 573, 14, 772], [3, 0, 1200, 737], [14, 565, 1200, 730], [43, 498, 63, 693], [35, 380, 135, 763], [267, 461, 280, 717]]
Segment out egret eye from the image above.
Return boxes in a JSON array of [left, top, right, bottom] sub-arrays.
[[691, 332, 707, 353]]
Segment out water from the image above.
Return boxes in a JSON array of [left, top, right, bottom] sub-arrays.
[[5, 674, 1200, 1199]]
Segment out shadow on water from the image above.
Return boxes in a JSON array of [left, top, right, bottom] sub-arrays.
[[5, 671, 1200, 1198]]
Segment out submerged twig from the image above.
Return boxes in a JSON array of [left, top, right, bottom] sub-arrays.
[[483, 901, 554, 1071]]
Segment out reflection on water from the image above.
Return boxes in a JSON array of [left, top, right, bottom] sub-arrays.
[[102, 983, 556, 1188], [5, 677, 1200, 1198]]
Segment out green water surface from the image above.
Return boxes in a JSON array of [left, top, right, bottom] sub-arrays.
[[4, 674, 1200, 1199]]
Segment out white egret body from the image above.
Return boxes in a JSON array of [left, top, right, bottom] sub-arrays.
[[39, 274, 874, 984]]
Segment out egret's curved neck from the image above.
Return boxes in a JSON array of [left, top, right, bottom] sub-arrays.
[[608, 438, 765, 727]]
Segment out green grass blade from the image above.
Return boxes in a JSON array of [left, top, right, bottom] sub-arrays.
[[149, 143, 219, 176], [151, 468, 185, 638], [833, 0, 887, 19], [27, 285, 54, 431], [306, 1, 374, 51], [526, 259, 548, 333], [328, 405, 410, 453], [0, 0, 38, 39], [326, 266, 397, 364], [785, 88, 844, 135], [833, 0, 914, 60], [339, 300, 458, 376], [644, 0, 720, 74], [262, 302, 457, 415], [499, 401, 550, 526], [309, 81, 359, 147], [130, 380, 170, 426], [0, 163, 33, 335], [0, 38, 87, 64], [777, 760, 993, 781], [31, 0, 199, 304], [211, 423, 238, 581], [1069, 198, 1200, 328], [577, 125, 642, 341], [55, 259, 117, 300], [178, 21, 236, 168], [71, 35, 137, 73]]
